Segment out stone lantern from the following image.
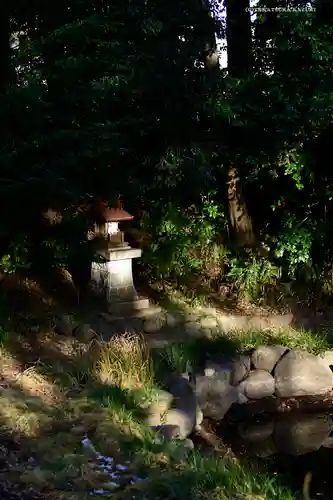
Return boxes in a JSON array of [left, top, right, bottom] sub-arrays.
[[90, 200, 149, 316]]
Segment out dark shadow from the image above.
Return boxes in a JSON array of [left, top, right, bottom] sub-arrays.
[[0, 425, 44, 500], [208, 410, 333, 500], [291, 302, 333, 337], [151, 335, 240, 384]]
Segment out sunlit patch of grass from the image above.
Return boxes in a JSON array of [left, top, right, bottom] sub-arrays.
[[0, 387, 53, 437], [94, 333, 155, 393], [18, 366, 64, 405], [119, 451, 294, 500], [231, 327, 331, 354], [157, 326, 331, 376]]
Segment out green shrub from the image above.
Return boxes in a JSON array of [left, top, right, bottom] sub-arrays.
[[265, 215, 313, 279], [227, 256, 281, 303], [141, 191, 228, 286]]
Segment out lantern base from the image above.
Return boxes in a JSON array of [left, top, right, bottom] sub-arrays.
[[90, 246, 149, 316], [107, 298, 150, 316]]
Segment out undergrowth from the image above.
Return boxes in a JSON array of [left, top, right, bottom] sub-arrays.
[[0, 329, 309, 500]]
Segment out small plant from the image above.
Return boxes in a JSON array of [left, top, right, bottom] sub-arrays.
[[94, 333, 155, 393], [197, 242, 230, 287], [227, 256, 281, 303], [158, 342, 194, 374]]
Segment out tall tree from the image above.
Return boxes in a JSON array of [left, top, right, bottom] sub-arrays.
[[225, 0, 255, 248]]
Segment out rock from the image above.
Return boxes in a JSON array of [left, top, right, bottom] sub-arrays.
[[148, 390, 173, 415], [317, 350, 333, 371], [274, 349, 333, 397], [230, 355, 251, 386], [322, 436, 333, 448], [70, 425, 87, 435], [143, 314, 166, 333], [123, 317, 143, 332], [247, 437, 277, 458], [204, 367, 216, 377], [149, 407, 196, 440], [184, 321, 201, 336], [252, 345, 289, 373], [194, 374, 238, 420], [196, 407, 203, 427], [165, 313, 181, 327], [217, 314, 249, 331], [200, 316, 217, 329], [145, 408, 165, 427], [163, 408, 195, 439], [73, 323, 96, 342], [204, 359, 233, 383], [198, 307, 217, 317], [166, 373, 198, 436], [54, 314, 76, 335], [156, 389, 174, 410], [238, 420, 274, 442], [273, 414, 332, 455], [242, 369, 275, 400], [204, 355, 250, 387], [152, 424, 181, 440], [235, 382, 249, 404]]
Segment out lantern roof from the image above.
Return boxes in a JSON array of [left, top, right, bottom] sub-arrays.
[[94, 199, 134, 223]]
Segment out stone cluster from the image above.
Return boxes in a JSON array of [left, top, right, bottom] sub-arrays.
[[194, 345, 333, 421], [145, 345, 333, 443], [98, 308, 295, 346]]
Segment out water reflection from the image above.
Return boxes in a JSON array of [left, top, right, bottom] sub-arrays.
[[238, 413, 332, 456], [211, 412, 333, 498]]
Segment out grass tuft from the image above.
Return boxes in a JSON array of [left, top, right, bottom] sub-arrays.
[[95, 332, 155, 392]]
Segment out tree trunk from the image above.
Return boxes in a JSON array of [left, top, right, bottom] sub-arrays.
[[225, 0, 256, 249], [227, 166, 255, 247]]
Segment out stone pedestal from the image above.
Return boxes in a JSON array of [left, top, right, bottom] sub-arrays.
[[90, 246, 149, 315]]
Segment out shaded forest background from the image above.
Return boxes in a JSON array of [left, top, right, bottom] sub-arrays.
[[1, 0, 333, 310]]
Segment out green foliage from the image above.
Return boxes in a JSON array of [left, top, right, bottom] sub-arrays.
[[1, 0, 333, 307], [227, 256, 281, 303], [142, 192, 228, 283], [266, 216, 313, 279], [0, 235, 31, 275]]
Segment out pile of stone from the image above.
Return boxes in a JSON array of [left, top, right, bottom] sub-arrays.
[[145, 345, 333, 442], [199, 346, 333, 418]]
